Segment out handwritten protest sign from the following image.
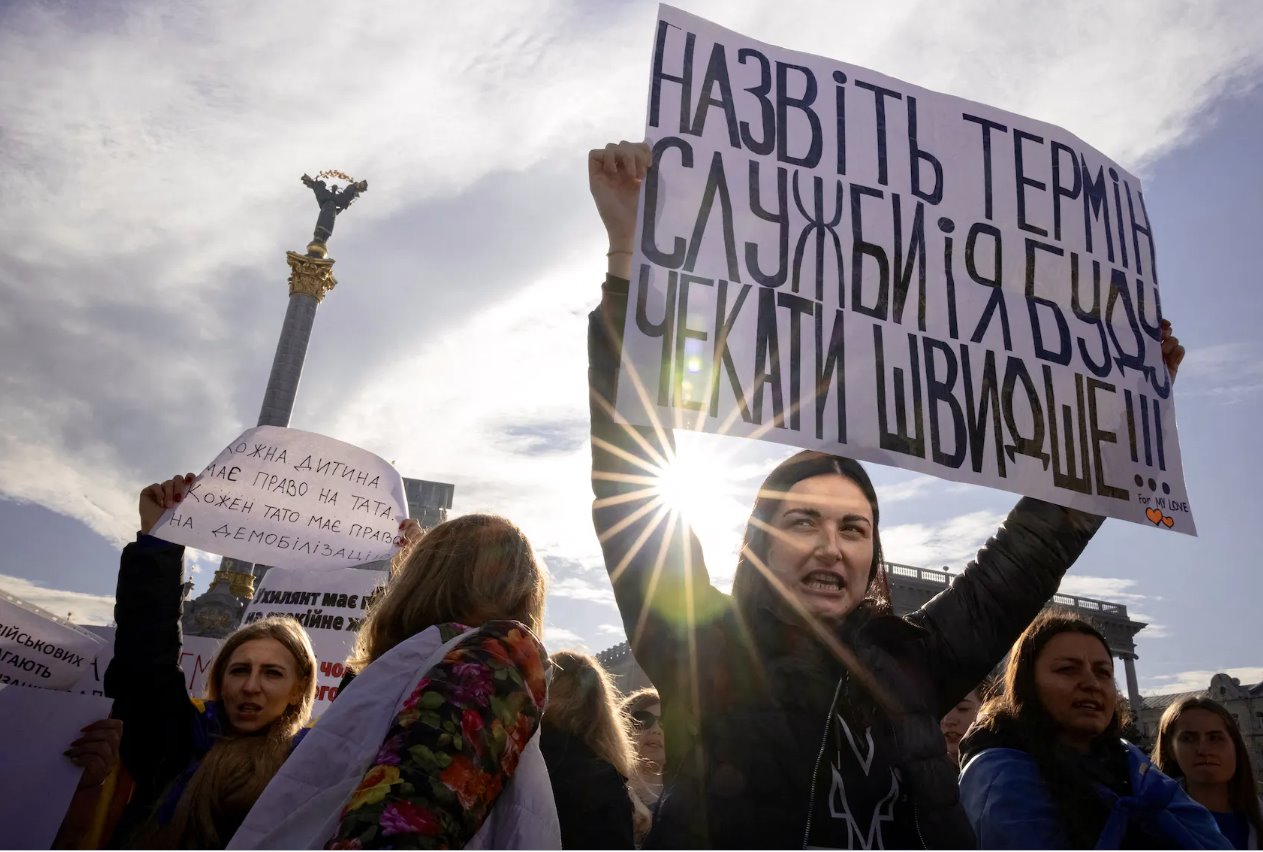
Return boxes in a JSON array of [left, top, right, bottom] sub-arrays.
[[242, 565, 387, 717], [150, 426, 410, 568], [619, 6, 1194, 532], [72, 628, 219, 699], [0, 589, 104, 690], [0, 684, 113, 849]]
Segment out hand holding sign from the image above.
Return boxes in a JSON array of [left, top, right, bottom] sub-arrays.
[[139, 473, 196, 534], [149, 426, 409, 570]]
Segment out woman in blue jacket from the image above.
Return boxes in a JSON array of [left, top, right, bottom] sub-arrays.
[[959, 611, 1230, 849]]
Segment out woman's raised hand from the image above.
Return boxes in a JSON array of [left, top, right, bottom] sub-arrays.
[[589, 140, 651, 277], [1160, 319, 1185, 383], [138, 473, 196, 535]]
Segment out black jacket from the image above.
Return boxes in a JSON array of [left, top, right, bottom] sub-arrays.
[[104, 536, 202, 846], [540, 725, 635, 849], [588, 275, 1104, 849]]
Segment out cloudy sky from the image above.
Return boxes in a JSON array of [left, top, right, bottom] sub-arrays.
[[1, 0, 1260, 696]]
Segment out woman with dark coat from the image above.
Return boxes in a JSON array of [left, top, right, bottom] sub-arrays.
[[105, 474, 318, 848], [959, 612, 1229, 848], [540, 650, 637, 849], [584, 139, 1187, 849]]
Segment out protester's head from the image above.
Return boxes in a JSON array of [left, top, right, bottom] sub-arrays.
[[941, 678, 993, 764], [1154, 696, 1263, 833], [733, 451, 888, 625], [622, 687, 665, 772], [350, 513, 546, 670], [979, 611, 1123, 752], [207, 616, 317, 736], [158, 617, 316, 847], [545, 650, 636, 778]]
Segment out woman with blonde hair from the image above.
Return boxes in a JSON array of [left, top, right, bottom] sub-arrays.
[[1153, 696, 1263, 849], [621, 688, 664, 846], [106, 474, 318, 849], [540, 650, 637, 848], [230, 513, 558, 849]]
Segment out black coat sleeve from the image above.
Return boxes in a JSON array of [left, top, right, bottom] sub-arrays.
[[909, 499, 1105, 715], [588, 275, 731, 709], [103, 536, 196, 802]]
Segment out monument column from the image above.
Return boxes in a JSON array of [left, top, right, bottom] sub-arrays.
[[1121, 653, 1143, 720], [184, 172, 367, 637], [257, 251, 336, 427]]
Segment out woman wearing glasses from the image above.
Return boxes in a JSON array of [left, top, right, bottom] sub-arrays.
[[623, 689, 665, 846]]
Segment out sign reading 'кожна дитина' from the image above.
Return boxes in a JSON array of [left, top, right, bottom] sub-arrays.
[[618, 5, 1194, 533], [150, 426, 409, 569]]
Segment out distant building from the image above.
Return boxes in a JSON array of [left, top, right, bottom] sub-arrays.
[[598, 560, 1148, 716], [1138, 674, 1263, 787]]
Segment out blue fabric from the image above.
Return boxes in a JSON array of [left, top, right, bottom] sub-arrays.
[[1211, 811, 1249, 850], [960, 741, 1233, 849]]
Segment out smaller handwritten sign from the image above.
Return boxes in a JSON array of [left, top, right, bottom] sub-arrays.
[[0, 589, 104, 690], [150, 426, 408, 570]]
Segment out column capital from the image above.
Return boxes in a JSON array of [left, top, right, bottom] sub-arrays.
[[286, 250, 337, 302]]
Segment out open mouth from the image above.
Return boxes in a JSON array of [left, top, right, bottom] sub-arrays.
[[943, 732, 961, 744], [237, 703, 263, 715], [1071, 699, 1105, 712], [802, 571, 846, 594]]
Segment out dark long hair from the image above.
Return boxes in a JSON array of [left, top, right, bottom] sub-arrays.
[[731, 450, 889, 626], [969, 610, 1130, 848], [1153, 696, 1263, 839]]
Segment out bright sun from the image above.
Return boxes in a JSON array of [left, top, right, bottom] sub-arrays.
[[650, 433, 753, 568]]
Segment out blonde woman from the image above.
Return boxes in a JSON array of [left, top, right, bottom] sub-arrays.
[[106, 474, 318, 849], [541, 651, 637, 848], [231, 513, 558, 849], [621, 689, 664, 847]]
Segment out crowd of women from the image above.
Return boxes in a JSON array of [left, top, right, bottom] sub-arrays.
[[46, 140, 1258, 850]]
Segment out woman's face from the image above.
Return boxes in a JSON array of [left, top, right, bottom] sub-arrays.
[[940, 689, 982, 762], [631, 702, 665, 770], [1172, 708, 1237, 787], [1032, 632, 1117, 751], [764, 474, 874, 621], [218, 637, 304, 734]]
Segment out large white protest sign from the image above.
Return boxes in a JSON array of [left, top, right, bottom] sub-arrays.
[[242, 565, 387, 717], [150, 425, 410, 568], [0, 589, 105, 690], [0, 684, 113, 849], [620, 6, 1194, 533]]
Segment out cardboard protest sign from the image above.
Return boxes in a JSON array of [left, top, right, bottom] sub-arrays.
[[620, 6, 1194, 532], [150, 425, 410, 568], [0, 589, 105, 690], [242, 565, 387, 717], [0, 684, 114, 849]]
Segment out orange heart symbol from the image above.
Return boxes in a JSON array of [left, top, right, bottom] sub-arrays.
[[1161, 515, 1175, 528], [1145, 507, 1163, 525]]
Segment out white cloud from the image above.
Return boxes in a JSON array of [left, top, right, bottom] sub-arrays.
[[1142, 666, 1263, 695], [544, 625, 590, 653], [548, 576, 617, 606], [882, 510, 1008, 569], [0, 573, 115, 626], [1176, 342, 1263, 403]]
